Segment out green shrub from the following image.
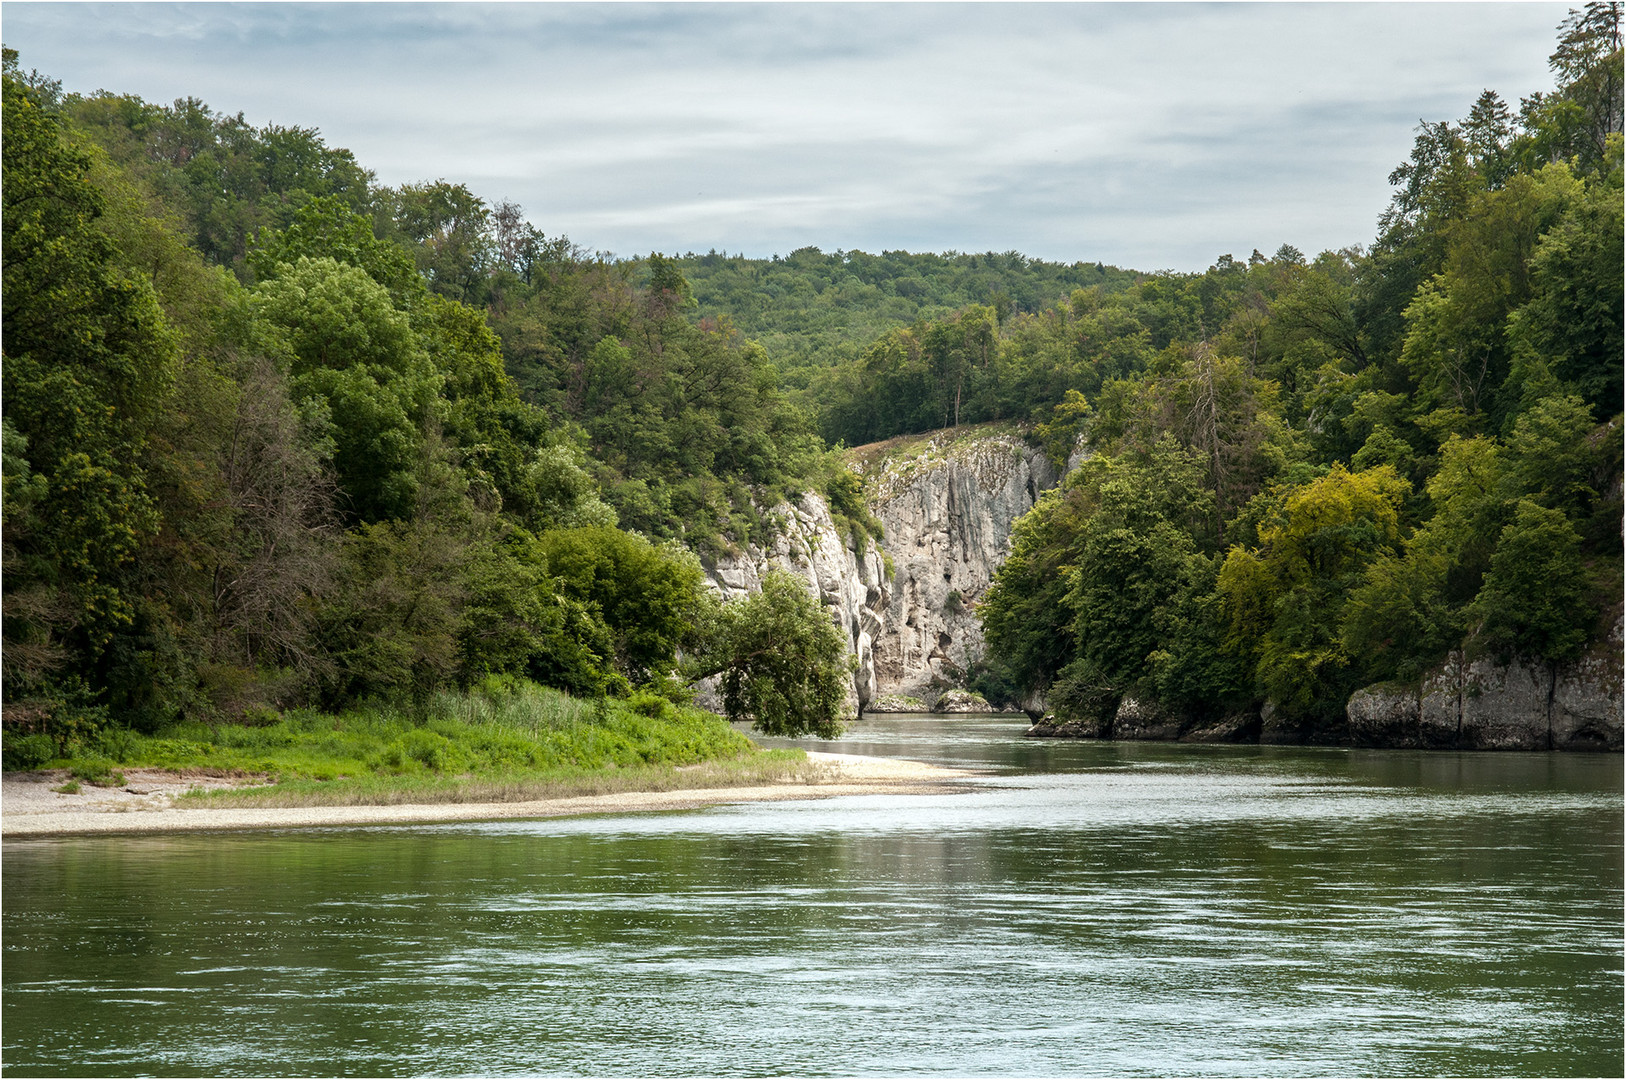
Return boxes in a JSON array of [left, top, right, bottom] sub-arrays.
[[27, 683, 112, 756], [3, 732, 57, 771], [71, 759, 126, 787], [626, 689, 671, 719], [396, 728, 468, 773], [94, 728, 140, 763]]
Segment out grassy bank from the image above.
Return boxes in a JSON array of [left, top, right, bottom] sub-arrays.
[[6, 679, 822, 809]]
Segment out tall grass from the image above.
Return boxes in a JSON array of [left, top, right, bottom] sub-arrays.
[[25, 677, 819, 808]]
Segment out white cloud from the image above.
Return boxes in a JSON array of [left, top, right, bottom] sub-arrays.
[[3, 2, 1569, 270]]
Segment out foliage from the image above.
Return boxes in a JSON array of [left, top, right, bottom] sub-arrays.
[[57, 82, 376, 278], [3, 9, 1620, 755], [980, 486, 1084, 699], [247, 194, 423, 302], [250, 255, 441, 521], [701, 570, 855, 738], [1471, 500, 1594, 662], [535, 526, 710, 686], [315, 517, 472, 703], [2, 733, 57, 772], [672, 246, 1139, 396], [980, 7, 1621, 733], [982, 437, 1252, 720], [2, 62, 179, 738], [1219, 465, 1410, 722], [487, 252, 829, 546]]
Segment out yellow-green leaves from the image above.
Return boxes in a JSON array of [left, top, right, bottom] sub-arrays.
[[1218, 464, 1410, 722]]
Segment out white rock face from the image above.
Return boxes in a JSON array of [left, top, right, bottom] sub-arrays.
[[868, 432, 1058, 700], [699, 430, 1060, 717], [701, 491, 890, 717]]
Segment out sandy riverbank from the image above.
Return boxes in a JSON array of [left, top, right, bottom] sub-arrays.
[[0, 752, 978, 837]]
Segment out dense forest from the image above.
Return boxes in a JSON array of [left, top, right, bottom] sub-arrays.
[[0, 45, 854, 761], [667, 247, 1140, 397], [2, 3, 1620, 764], [975, 4, 1623, 736]]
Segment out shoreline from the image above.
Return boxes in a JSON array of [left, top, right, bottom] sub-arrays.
[[0, 752, 980, 838]]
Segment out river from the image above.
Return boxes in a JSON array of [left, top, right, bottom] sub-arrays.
[[3, 715, 1621, 1077]]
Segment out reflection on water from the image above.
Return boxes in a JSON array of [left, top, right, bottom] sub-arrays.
[[3, 716, 1621, 1077]]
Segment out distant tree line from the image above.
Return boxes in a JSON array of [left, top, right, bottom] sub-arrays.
[[667, 246, 1140, 398]]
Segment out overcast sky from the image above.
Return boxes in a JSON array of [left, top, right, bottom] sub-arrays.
[[3, 2, 1571, 272]]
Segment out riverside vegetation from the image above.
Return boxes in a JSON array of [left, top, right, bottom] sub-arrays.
[[0, 42, 855, 795], [2, 6, 1622, 797], [971, 8, 1623, 740]]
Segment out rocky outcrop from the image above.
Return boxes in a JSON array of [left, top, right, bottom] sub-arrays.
[[1259, 700, 1350, 747], [1111, 696, 1185, 740], [933, 689, 999, 713], [701, 491, 889, 717], [1178, 713, 1263, 744], [699, 427, 1061, 719], [865, 693, 928, 713], [1026, 715, 1109, 739], [1025, 703, 1258, 743], [1346, 617, 1624, 751], [865, 430, 1058, 701]]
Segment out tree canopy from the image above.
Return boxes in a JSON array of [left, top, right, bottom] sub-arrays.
[[2, 5, 1619, 754], [976, 5, 1622, 735]]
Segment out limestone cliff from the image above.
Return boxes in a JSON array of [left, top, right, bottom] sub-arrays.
[[863, 430, 1058, 701], [702, 491, 890, 716], [699, 426, 1059, 716], [1345, 617, 1624, 751]]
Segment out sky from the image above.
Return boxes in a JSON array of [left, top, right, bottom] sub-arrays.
[[2, 2, 1572, 272]]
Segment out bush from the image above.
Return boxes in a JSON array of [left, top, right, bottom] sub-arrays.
[[3, 732, 56, 771], [536, 525, 710, 685], [396, 728, 466, 773], [1049, 658, 1120, 728], [70, 759, 126, 787], [1472, 500, 1594, 662], [625, 689, 671, 719], [707, 568, 855, 738], [94, 728, 141, 763]]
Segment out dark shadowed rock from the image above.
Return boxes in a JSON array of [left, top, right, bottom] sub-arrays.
[[1025, 713, 1109, 739], [1260, 700, 1350, 746], [1179, 713, 1262, 744], [1111, 697, 1184, 740]]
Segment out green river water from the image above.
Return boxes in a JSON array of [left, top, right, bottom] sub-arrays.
[[2, 715, 1621, 1077]]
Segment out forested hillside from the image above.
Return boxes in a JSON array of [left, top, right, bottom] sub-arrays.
[[2, 3, 1619, 760], [0, 47, 852, 757], [668, 247, 1139, 397], [973, 4, 1623, 735]]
